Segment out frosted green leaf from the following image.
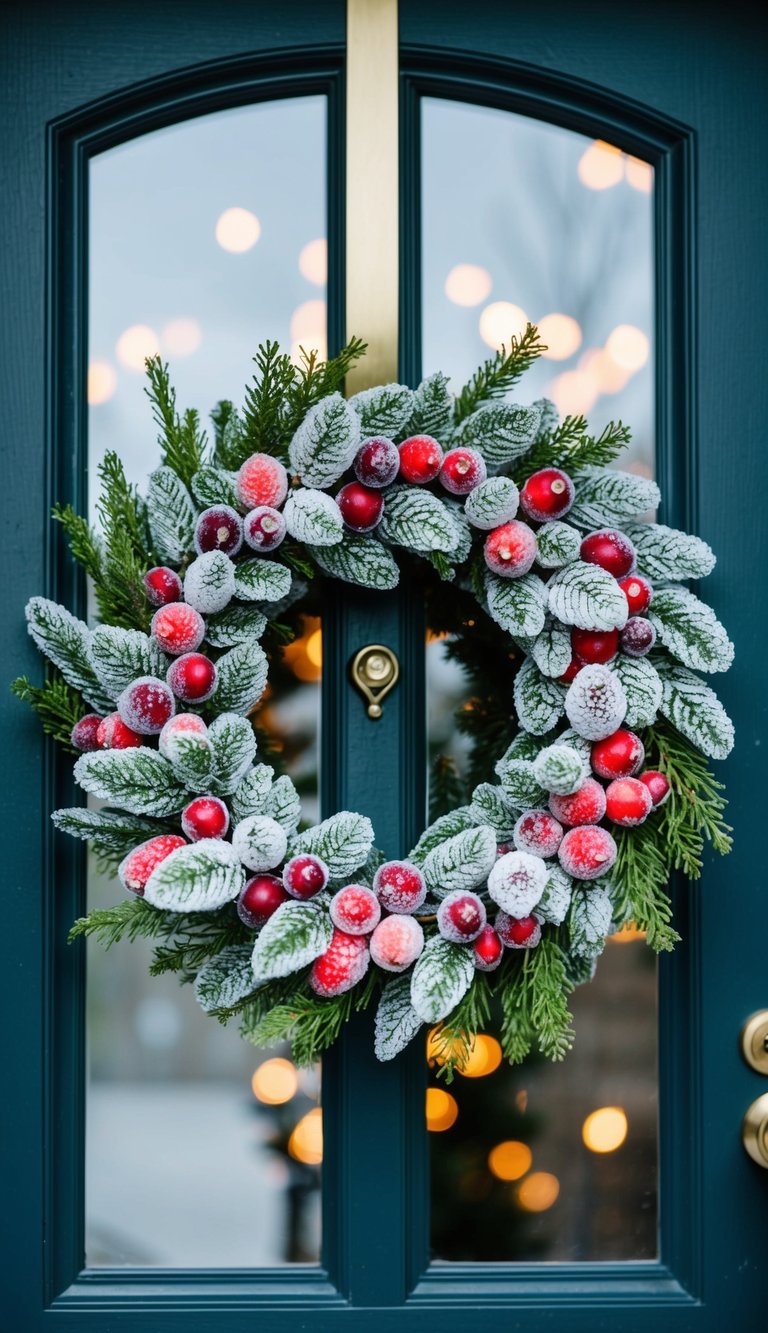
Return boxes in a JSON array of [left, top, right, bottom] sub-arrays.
[[547, 561, 628, 631], [624, 521, 716, 580], [51, 807, 163, 857], [349, 382, 415, 436], [184, 550, 236, 615], [261, 774, 301, 833], [568, 465, 661, 529], [500, 731, 550, 762], [422, 824, 497, 897], [485, 571, 547, 638], [168, 732, 213, 792], [288, 392, 360, 487], [74, 749, 188, 816], [655, 659, 734, 759], [464, 476, 519, 529], [251, 901, 332, 982], [410, 937, 475, 1024], [454, 401, 542, 465], [283, 488, 344, 547], [208, 713, 257, 794], [88, 625, 167, 700], [232, 814, 288, 872], [514, 657, 567, 734], [190, 467, 239, 509], [230, 764, 275, 823], [495, 756, 547, 809], [215, 642, 268, 714], [469, 783, 519, 840], [205, 605, 268, 648], [309, 534, 399, 590], [532, 744, 586, 796], [565, 663, 627, 740], [532, 397, 559, 439], [530, 625, 572, 678], [536, 864, 573, 926], [374, 975, 424, 1061], [147, 467, 195, 562], [612, 656, 663, 728], [379, 485, 462, 555], [290, 811, 374, 879], [649, 587, 733, 674], [535, 521, 581, 569], [408, 807, 477, 864], [569, 886, 613, 957], [25, 597, 113, 713], [234, 559, 292, 603], [144, 839, 245, 913], [195, 945, 258, 1014]]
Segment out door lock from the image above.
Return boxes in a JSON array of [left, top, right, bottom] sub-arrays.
[[350, 644, 400, 719], [740, 1011, 768, 1074], [742, 1093, 768, 1168]]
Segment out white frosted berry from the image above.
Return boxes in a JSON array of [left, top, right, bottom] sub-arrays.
[[158, 712, 208, 759], [487, 850, 547, 916], [369, 915, 424, 971], [532, 743, 587, 795], [232, 814, 288, 871], [558, 826, 617, 880], [184, 550, 236, 614], [513, 810, 564, 858], [330, 885, 381, 935], [564, 663, 627, 740], [436, 890, 486, 943]]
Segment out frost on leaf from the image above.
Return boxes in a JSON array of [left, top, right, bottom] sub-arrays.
[[184, 551, 236, 615], [191, 467, 240, 510], [535, 521, 581, 569], [374, 975, 424, 1061], [569, 886, 613, 957], [536, 864, 573, 926], [379, 485, 462, 555], [454, 401, 542, 466], [288, 392, 360, 488], [532, 397, 560, 439], [215, 642, 268, 714], [624, 521, 716, 581], [469, 783, 519, 840], [532, 744, 586, 796], [530, 625, 572, 678], [612, 656, 663, 729], [485, 571, 547, 638], [283, 488, 344, 547], [261, 775, 301, 833], [408, 807, 477, 864], [251, 901, 332, 982], [208, 713, 257, 794], [25, 597, 113, 713], [547, 561, 628, 631], [502, 731, 551, 763], [232, 814, 288, 871], [88, 625, 167, 700], [655, 659, 735, 759], [147, 467, 196, 562], [565, 663, 627, 740], [567, 466, 661, 530], [495, 756, 547, 810], [408, 371, 454, 439], [648, 587, 734, 674], [309, 534, 400, 590], [195, 944, 258, 1014], [488, 850, 547, 916], [290, 811, 374, 879], [514, 657, 567, 735], [231, 764, 275, 824], [349, 382, 415, 437], [144, 839, 244, 912], [410, 936, 475, 1025], [234, 559, 293, 604], [422, 825, 497, 897], [74, 749, 188, 816], [167, 732, 213, 792], [464, 476, 519, 529], [205, 605, 267, 648], [51, 807, 163, 858]]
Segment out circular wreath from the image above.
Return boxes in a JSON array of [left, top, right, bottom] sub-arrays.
[[16, 329, 734, 1077]]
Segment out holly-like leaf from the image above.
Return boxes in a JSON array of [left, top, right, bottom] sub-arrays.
[[283, 488, 344, 547], [195, 944, 259, 1013], [649, 587, 733, 674], [612, 656, 663, 728], [374, 975, 424, 1061], [379, 485, 462, 555], [535, 521, 581, 569], [208, 713, 257, 794], [25, 597, 113, 713], [408, 807, 477, 864], [408, 371, 453, 439], [349, 382, 415, 436], [464, 476, 519, 529], [251, 901, 332, 982], [204, 605, 268, 648], [454, 401, 541, 465], [215, 642, 268, 714], [74, 749, 188, 816], [655, 659, 735, 759], [190, 467, 240, 509], [624, 521, 716, 581], [146, 466, 196, 562], [485, 571, 547, 638], [514, 657, 567, 734], [567, 466, 661, 530], [410, 937, 475, 1024], [290, 811, 374, 879], [469, 783, 519, 840], [422, 824, 497, 897], [230, 764, 275, 823], [261, 774, 301, 833], [309, 534, 400, 590], [495, 756, 547, 809], [569, 886, 613, 957], [234, 559, 292, 603], [546, 561, 628, 631], [536, 864, 573, 926], [288, 392, 360, 487], [88, 625, 167, 700], [144, 839, 245, 912], [530, 625, 572, 678]]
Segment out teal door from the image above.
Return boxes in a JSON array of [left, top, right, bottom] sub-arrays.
[[3, 1, 766, 1327]]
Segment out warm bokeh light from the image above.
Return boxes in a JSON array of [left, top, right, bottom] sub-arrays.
[[516, 1171, 560, 1212], [305, 628, 323, 669], [582, 1106, 629, 1154], [115, 324, 160, 372], [488, 1139, 532, 1182], [608, 922, 647, 945], [282, 617, 323, 683], [290, 299, 327, 343], [548, 369, 599, 417], [578, 140, 624, 191], [456, 1034, 502, 1079], [479, 300, 528, 350], [538, 313, 583, 361], [580, 347, 631, 395], [161, 317, 202, 357], [625, 156, 653, 194], [299, 237, 328, 286], [215, 206, 261, 253], [605, 324, 650, 373], [87, 360, 117, 405], [426, 1087, 459, 1132], [251, 1057, 299, 1106], [445, 263, 493, 307], [288, 1107, 323, 1164]]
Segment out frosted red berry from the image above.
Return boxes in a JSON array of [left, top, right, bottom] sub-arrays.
[[337, 480, 384, 532], [591, 729, 644, 780], [571, 627, 620, 665], [310, 928, 370, 997], [71, 713, 103, 752], [369, 914, 424, 971], [236, 453, 288, 510], [354, 436, 400, 488], [437, 890, 487, 943], [519, 467, 575, 522], [237, 874, 289, 927], [144, 566, 182, 606], [118, 676, 175, 735], [473, 925, 504, 971], [620, 616, 656, 657], [638, 770, 671, 808], [439, 447, 487, 496], [119, 834, 186, 896], [495, 911, 541, 948], [559, 658, 582, 684], [580, 529, 636, 578], [330, 884, 381, 936], [605, 776, 653, 826], [484, 520, 537, 578], [181, 796, 230, 842], [549, 777, 607, 827], [96, 712, 142, 749], [282, 853, 329, 900], [398, 434, 443, 484], [158, 712, 207, 759], [151, 602, 205, 656], [513, 810, 564, 858], [194, 505, 243, 556], [372, 860, 427, 914], [166, 653, 218, 703], [618, 573, 653, 615], [243, 506, 287, 552], [558, 825, 617, 879]]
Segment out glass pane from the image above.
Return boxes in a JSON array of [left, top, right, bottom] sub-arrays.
[[86, 97, 326, 1267], [422, 98, 657, 1262]]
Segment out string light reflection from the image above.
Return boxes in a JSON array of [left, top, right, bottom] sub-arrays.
[[215, 207, 261, 253], [582, 1106, 628, 1154], [288, 1107, 323, 1164], [251, 1058, 299, 1106], [479, 300, 528, 350], [88, 360, 117, 405]]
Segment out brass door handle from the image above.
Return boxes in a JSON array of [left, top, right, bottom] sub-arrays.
[[350, 644, 399, 719], [742, 1093, 768, 1167]]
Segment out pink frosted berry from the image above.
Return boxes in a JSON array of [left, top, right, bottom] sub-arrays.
[[194, 505, 243, 556], [181, 796, 230, 841], [151, 602, 205, 656], [437, 890, 486, 943], [117, 676, 175, 735], [310, 929, 370, 997], [372, 860, 427, 914], [96, 712, 142, 749], [236, 453, 288, 510], [473, 925, 504, 971], [283, 853, 329, 900], [549, 777, 607, 828], [621, 616, 656, 657], [158, 712, 208, 760], [513, 809, 564, 858], [119, 834, 186, 895], [488, 850, 548, 916], [144, 566, 182, 606], [71, 713, 103, 752], [369, 914, 424, 972], [439, 447, 487, 496], [166, 653, 218, 703], [605, 777, 653, 827], [243, 506, 286, 552], [639, 770, 671, 808], [483, 520, 537, 578], [329, 884, 381, 935], [558, 826, 617, 880], [496, 911, 542, 949], [354, 436, 400, 488]]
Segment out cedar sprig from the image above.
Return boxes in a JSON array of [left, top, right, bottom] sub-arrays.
[[241, 341, 297, 462], [144, 356, 207, 488], [10, 672, 84, 750], [510, 416, 631, 483]]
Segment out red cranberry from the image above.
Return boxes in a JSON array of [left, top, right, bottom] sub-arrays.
[[639, 770, 671, 808], [591, 729, 645, 780], [398, 434, 443, 484], [71, 713, 103, 752], [558, 658, 582, 684], [181, 796, 230, 841], [437, 890, 486, 942], [283, 853, 329, 900], [237, 874, 290, 927], [117, 676, 175, 735], [605, 776, 653, 827], [520, 467, 575, 521], [484, 520, 537, 578], [354, 436, 400, 488], [243, 506, 286, 552], [194, 505, 243, 556], [473, 925, 504, 971], [621, 616, 656, 657], [166, 653, 218, 703], [337, 481, 385, 532], [571, 627, 620, 665], [96, 712, 142, 749], [144, 566, 183, 607], [439, 447, 487, 496], [580, 529, 636, 578], [618, 573, 653, 615]]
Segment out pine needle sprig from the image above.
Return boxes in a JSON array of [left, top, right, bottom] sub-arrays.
[[51, 504, 103, 583], [10, 672, 84, 750], [282, 337, 368, 437], [68, 897, 177, 947], [454, 324, 545, 424], [240, 968, 378, 1066], [241, 341, 297, 462], [647, 719, 732, 874], [498, 938, 574, 1064], [611, 824, 680, 952], [510, 417, 631, 483], [94, 451, 152, 630], [144, 356, 207, 487], [148, 911, 252, 981]]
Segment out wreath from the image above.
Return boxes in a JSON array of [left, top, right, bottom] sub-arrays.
[[15, 328, 734, 1077]]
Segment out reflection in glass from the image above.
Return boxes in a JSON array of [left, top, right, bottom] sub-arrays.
[[86, 97, 326, 1267], [422, 99, 657, 1261]]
